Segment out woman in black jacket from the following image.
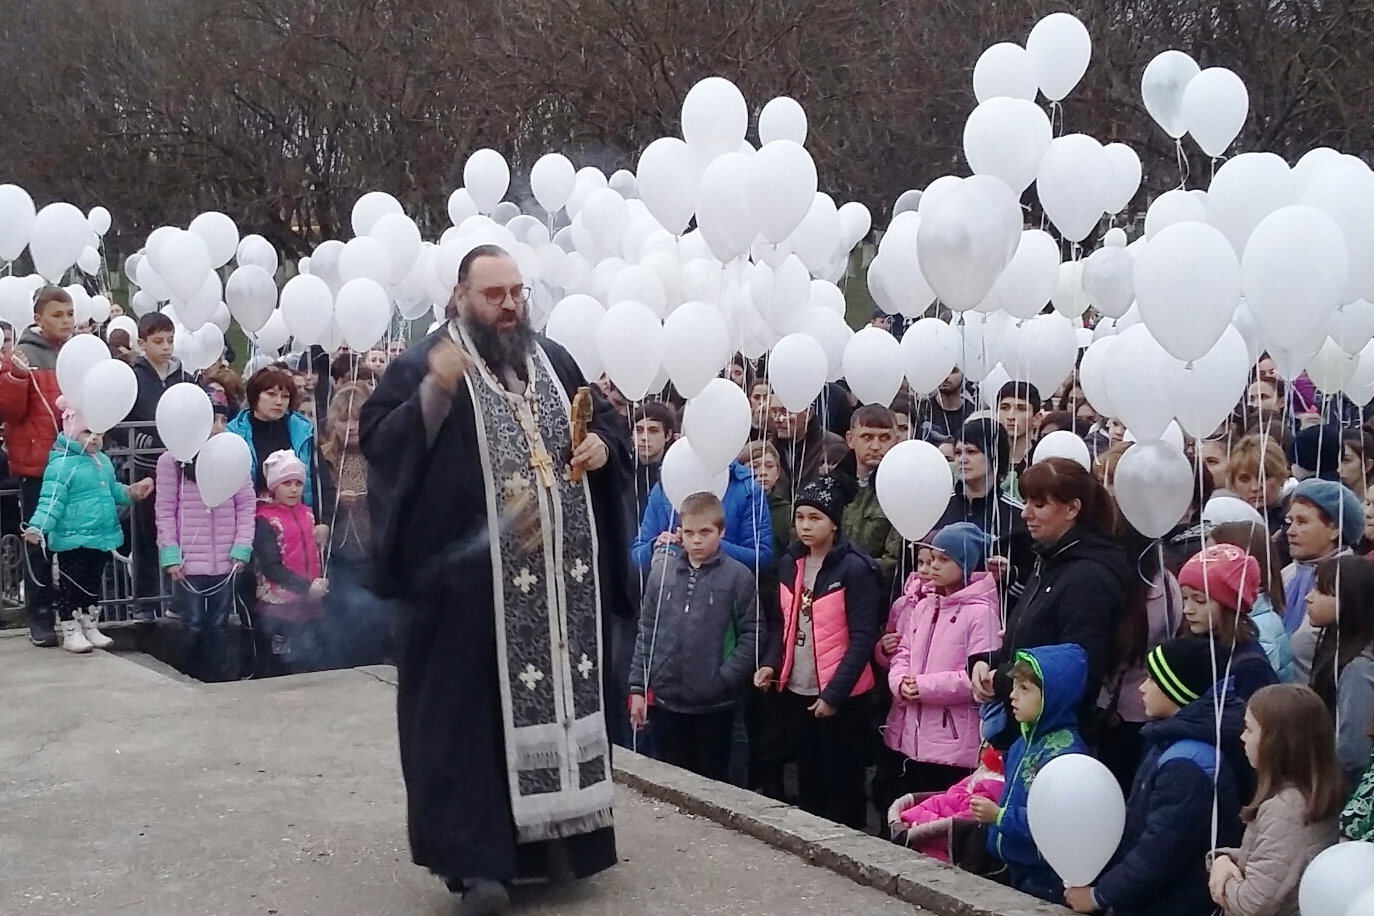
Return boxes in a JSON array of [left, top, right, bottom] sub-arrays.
[[972, 457, 1130, 747]]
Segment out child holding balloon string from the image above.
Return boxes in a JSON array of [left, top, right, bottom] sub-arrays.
[[23, 397, 155, 653], [1206, 684, 1341, 916], [156, 401, 256, 682]]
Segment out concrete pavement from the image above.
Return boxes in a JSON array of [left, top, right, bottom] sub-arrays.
[[0, 634, 923, 915]]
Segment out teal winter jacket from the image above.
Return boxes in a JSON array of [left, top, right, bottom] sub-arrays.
[[28, 434, 132, 552], [225, 409, 316, 509]]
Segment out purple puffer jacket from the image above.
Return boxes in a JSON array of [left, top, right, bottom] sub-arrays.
[[155, 451, 256, 576]]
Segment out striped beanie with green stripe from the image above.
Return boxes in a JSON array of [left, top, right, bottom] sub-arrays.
[[1145, 639, 1215, 709]]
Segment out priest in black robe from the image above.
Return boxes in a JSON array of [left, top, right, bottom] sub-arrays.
[[361, 244, 634, 915]]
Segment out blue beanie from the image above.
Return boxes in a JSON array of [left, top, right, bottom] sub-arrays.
[[931, 522, 993, 582], [1290, 478, 1366, 547]]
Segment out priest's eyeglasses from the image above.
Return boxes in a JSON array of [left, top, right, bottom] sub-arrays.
[[477, 285, 532, 307]]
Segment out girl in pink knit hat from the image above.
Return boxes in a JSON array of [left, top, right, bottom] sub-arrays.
[[252, 449, 329, 675], [1178, 544, 1280, 702]]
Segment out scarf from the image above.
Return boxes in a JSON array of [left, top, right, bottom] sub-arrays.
[[458, 323, 613, 843]]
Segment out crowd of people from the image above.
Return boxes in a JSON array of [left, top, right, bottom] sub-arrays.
[[2, 284, 402, 679], [8, 266, 1374, 915], [608, 331, 1374, 916]]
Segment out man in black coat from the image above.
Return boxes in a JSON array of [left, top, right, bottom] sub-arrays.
[[361, 246, 634, 916]]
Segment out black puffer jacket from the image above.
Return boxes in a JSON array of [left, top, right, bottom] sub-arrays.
[[984, 523, 1130, 730]]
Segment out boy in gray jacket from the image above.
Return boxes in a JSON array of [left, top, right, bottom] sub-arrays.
[[629, 491, 761, 781]]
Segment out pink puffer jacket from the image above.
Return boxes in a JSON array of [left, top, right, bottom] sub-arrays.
[[885, 572, 1001, 768], [154, 451, 256, 576]]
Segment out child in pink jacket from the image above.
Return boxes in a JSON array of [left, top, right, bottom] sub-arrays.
[[877, 523, 1002, 815], [887, 745, 1006, 861], [155, 403, 256, 682]]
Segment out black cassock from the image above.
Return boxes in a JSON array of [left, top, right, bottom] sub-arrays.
[[360, 331, 635, 884]]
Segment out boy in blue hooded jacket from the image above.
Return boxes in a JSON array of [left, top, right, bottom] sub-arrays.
[[1064, 638, 1246, 916], [973, 643, 1089, 905]]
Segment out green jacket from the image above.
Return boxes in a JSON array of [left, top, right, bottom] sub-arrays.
[[767, 488, 793, 561], [29, 434, 132, 552], [840, 479, 902, 593], [1344, 757, 1374, 841]]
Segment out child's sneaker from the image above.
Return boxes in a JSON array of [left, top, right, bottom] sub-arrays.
[[58, 619, 93, 654], [76, 609, 113, 649]]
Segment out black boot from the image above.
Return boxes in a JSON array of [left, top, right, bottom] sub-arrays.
[[28, 606, 57, 648]]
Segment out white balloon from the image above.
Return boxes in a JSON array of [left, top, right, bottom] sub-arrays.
[[659, 439, 730, 511], [1169, 327, 1250, 438], [1081, 246, 1136, 320], [0, 275, 31, 328], [338, 235, 393, 286], [789, 193, 843, 275], [76, 245, 101, 276], [769, 333, 828, 412], [838, 201, 872, 249], [368, 212, 422, 285], [55, 334, 111, 410], [581, 188, 630, 252], [917, 178, 1020, 310], [1033, 430, 1091, 470], [253, 310, 290, 355], [1079, 336, 1117, 418], [609, 169, 638, 200], [1332, 300, 1374, 355], [351, 191, 403, 237], [0, 184, 36, 262], [842, 327, 903, 406], [1051, 261, 1091, 320], [1025, 12, 1091, 102], [637, 137, 702, 235], [1135, 221, 1240, 362], [1302, 158, 1374, 304], [1103, 227, 1128, 248], [309, 239, 346, 294], [189, 212, 240, 269], [463, 149, 510, 214], [962, 97, 1052, 195], [1206, 152, 1296, 257], [661, 301, 731, 399], [531, 153, 577, 213], [334, 278, 392, 351], [1182, 67, 1249, 158], [446, 188, 478, 227], [1346, 341, 1374, 408], [1103, 144, 1142, 215], [1105, 325, 1178, 440], [211, 301, 231, 334], [1010, 313, 1078, 395], [89, 294, 111, 324], [682, 378, 752, 474], [876, 440, 954, 542], [984, 229, 1060, 320], [1141, 51, 1200, 139], [547, 294, 606, 380], [681, 77, 748, 161], [30, 202, 91, 282], [871, 215, 936, 318], [158, 230, 213, 303], [758, 97, 808, 145], [951, 311, 1000, 382], [156, 383, 214, 462], [794, 307, 853, 383], [973, 42, 1038, 102], [1299, 842, 1374, 916], [1027, 755, 1125, 887], [608, 265, 667, 316], [596, 301, 662, 401], [1037, 134, 1113, 242], [236, 234, 279, 276], [279, 274, 335, 345], [225, 265, 278, 333], [1305, 337, 1358, 395], [695, 154, 757, 261], [80, 359, 138, 434], [105, 315, 137, 344], [185, 323, 225, 373], [900, 318, 960, 395], [129, 289, 158, 317], [1293, 148, 1343, 195], [1144, 188, 1208, 239], [748, 141, 818, 244], [195, 433, 254, 508], [1242, 205, 1348, 346], [1201, 495, 1265, 529]]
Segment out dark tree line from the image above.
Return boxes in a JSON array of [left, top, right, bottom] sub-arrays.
[[1, 0, 1370, 260]]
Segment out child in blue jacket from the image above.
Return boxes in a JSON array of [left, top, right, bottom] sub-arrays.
[[973, 642, 1089, 905], [1065, 638, 1247, 916]]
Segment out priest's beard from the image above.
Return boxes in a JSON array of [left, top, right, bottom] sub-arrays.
[[462, 311, 537, 375]]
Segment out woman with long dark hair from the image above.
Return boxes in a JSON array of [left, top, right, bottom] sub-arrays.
[[1305, 555, 1374, 792], [971, 457, 1131, 746]]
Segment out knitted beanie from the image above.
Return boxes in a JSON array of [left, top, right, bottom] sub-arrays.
[[795, 476, 843, 530], [263, 449, 306, 491], [1146, 638, 1216, 709], [1290, 478, 1366, 547], [1177, 544, 1261, 613], [1289, 425, 1343, 480], [930, 522, 993, 582]]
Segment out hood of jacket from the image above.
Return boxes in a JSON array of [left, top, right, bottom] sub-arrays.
[[16, 327, 61, 369], [1034, 523, 1131, 590], [132, 354, 185, 383], [938, 570, 999, 610], [50, 431, 90, 460], [1018, 642, 1089, 737]]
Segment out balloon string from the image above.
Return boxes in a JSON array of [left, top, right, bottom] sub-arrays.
[[1175, 139, 1189, 191]]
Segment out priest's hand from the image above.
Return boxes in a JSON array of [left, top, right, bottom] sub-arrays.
[[428, 338, 472, 392], [571, 432, 609, 473]]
